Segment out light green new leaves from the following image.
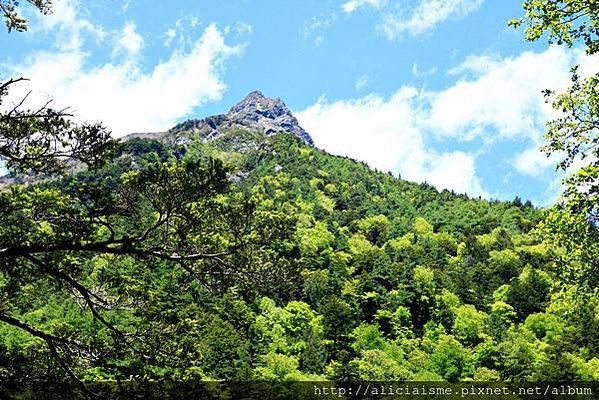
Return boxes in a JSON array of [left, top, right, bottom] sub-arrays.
[[510, 0, 599, 54]]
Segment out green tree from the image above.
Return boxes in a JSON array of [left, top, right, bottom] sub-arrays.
[[524, 312, 565, 344], [349, 349, 411, 381], [512, 0, 599, 291], [350, 324, 387, 353], [429, 335, 474, 382], [254, 352, 302, 381], [0, 78, 114, 175], [0, 150, 286, 393], [410, 266, 436, 330], [539, 70, 599, 290], [507, 266, 552, 320], [357, 214, 390, 246], [433, 289, 460, 330], [1, 0, 51, 32], [487, 301, 517, 341], [510, 0, 599, 54], [499, 328, 547, 380], [320, 297, 355, 348], [452, 305, 487, 347]]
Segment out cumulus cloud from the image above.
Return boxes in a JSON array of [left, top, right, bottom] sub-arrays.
[[297, 46, 598, 198], [431, 46, 599, 139], [35, 0, 105, 50], [428, 48, 571, 141], [425, 151, 487, 197], [379, 0, 484, 38], [3, 0, 243, 136], [296, 90, 488, 197], [298, 90, 425, 174], [342, 0, 387, 14], [514, 147, 559, 177]]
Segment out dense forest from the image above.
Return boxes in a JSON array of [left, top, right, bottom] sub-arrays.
[[0, 0, 598, 399], [1, 130, 598, 387]]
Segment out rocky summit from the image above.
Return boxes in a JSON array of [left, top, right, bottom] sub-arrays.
[[168, 91, 314, 146]]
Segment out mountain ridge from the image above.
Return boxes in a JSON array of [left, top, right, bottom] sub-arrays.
[[128, 91, 314, 146]]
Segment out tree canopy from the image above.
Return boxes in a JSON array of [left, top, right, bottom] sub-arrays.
[[0, 1, 598, 397], [509, 0, 599, 54], [512, 0, 599, 292]]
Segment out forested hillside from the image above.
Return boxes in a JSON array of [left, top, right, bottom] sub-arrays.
[[2, 126, 598, 391], [1, 0, 599, 398]]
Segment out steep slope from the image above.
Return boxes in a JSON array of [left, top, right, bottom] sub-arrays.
[[177, 91, 313, 146], [104, 122, 569, 383], [128, 91, 314, 146], [7, 92, 592, 391], [124, 91, 540, 242]]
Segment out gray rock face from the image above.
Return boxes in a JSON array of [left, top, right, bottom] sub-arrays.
[[169, 91, 314, 146]]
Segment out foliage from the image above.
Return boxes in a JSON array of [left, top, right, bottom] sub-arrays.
[[512, 0, 599, 292], [1, 0, 599, 387], [0, 123, 597, 391], [0, 0, 51, 32], [509, 0, 599, 54], [0, 78, 115, 175], [544, 69, 598, 225]]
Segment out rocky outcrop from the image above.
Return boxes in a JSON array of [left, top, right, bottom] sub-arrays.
[[169, 91, 314, 146]]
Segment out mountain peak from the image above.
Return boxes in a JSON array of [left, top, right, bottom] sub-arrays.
[[241, 90, 267, 101], [169, 91, 314, 146], [228, 91, 285, 118], [226, 91, 313, 145]]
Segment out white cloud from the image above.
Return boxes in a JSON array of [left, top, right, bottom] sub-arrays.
[[164, 28, 177, 46], [429, 51, 563, 141], [342, 0, 386, 14], [296, 90, 488, 197], [514, 146, 559, 177], [298, 90, 424, 174], [3, 1, 243, 137], [162, 18, 185, 47], [224, 21, 254, 39], [296, 46, 599, 198], [113, 21, 143, 57], [36, 0, 105, 50], [428, 46, 598, 141], [379, 0, 484, 38], [426, 151, 487, 196]]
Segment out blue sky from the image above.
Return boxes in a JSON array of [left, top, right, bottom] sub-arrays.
[[1, 0, 597, 205]]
